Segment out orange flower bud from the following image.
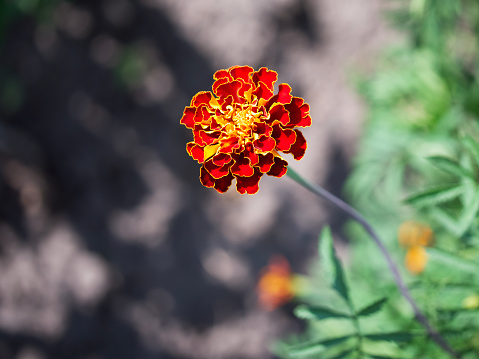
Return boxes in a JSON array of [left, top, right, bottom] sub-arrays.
[[405, 245, 428, 275]]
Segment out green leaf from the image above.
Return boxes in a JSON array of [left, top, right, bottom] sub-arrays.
[[404, 184, 463, 207], [329, 347, 356, 359], [287, 335, 354, 357], [427, 248, 479, 280], [364, 332, 416, 342], [456, 187, 479, 236], [461, 135, 479, 168], [319, 226, 350, 302], [428, 156, 474, 179], [294, 304, 351, 321], [356, 298, 388, 317]]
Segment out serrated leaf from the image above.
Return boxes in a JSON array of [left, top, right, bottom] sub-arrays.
[[364, 332, 415, 342], [356, 298, 387, 317], [404, 184, 463, 207], [295, 305, 351, 321], [428, 156, 474, 179], [319, 226, 350, 302]]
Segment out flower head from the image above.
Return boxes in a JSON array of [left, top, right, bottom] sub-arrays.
[[181, 66, 311, 194], [256, 255, 295, 310], [398, 221, 433, 275]]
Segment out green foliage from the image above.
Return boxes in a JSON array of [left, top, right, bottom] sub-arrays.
[[278, 228, 413, 359], [280, 0, 479, 358]]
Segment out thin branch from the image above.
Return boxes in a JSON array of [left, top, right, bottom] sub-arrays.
[[286, 167, 459, 359]]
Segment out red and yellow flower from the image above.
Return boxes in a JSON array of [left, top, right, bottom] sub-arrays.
[[181, 66, 311, 194]]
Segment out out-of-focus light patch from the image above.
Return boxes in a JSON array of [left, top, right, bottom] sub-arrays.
[[15, 347, 45, 359], [90, 34, 121, 68], [139, 65, 174, 104], [0, 223, 111, 338], [34, 25, 58, 60], [121, 299, 289, 359], [67, 252, 111, 307], [102, 0, 135, 27], [109, 154, 181, 247], [55, 3, 93, 39], [2, 160, 48, 234], [205, 184, 280, 245], [202, 249, 250, 290], [140, 0, 295, 66]]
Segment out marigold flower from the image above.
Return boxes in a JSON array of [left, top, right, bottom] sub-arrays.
[[257, 255, 295, 310], [398, 221, 433, 248], [398, 221, 433, 275], [180, 66, 311, 194]]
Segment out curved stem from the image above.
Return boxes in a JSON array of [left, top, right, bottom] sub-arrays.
[[286, 167, 459, 359]]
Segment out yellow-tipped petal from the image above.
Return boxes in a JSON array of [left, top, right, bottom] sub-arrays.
[[204, 144, 220, 161]]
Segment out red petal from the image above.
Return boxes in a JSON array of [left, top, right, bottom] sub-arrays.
[[180, 107, 196, 128], [212, 153, 232, 166], [229, 66, 254, 83], [238, 81, 253, 99], [194, 105, 211, 124], [213, 173, 234, 193], [231, 153, 254, 177], [236, 169, 263, 194], [268, 104, 290, 126], [193, 129, 206, 146], [191, 91, 213, 107], [253, 135, 276, 152], [254, 122, 273, 136], [252, 80, 274, 102], [212, 77, 229, 95], [199, 130, 219, 145], [276, 83, 293, 104], [214, 69, 233, 81], [216, 80, 242, 102], [252, 67, 278, 92], [257, 153, 275, 173], [285, 97, 311, 127], [204, 158, 233, 179], [187, 142, 204, 163], [200, 166, 215, 187], [219, 136, 241, 153], [267, 157, 288, 177], [244, 142, 259, 166], [265, 83, 292, 109], [286, 130, 307, 160], [272, 124, 296, 152]]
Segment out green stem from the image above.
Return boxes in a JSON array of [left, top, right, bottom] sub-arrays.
[[286, 167, 459, 359]]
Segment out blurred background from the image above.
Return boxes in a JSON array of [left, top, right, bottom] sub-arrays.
[[0, 0, 399, 358]]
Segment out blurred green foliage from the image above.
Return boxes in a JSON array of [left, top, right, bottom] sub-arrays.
[[279, 0, 479, 358]]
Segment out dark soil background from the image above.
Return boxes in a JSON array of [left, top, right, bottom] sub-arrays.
[[0, 0, 397, 358]]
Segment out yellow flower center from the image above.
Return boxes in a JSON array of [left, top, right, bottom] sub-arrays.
[[219, 102, 268, 143]]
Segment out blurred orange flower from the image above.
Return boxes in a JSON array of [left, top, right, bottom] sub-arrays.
[[404, 245, 428, 275], [257, 255, 295, 310], [398, 221, 433, 275], [181, 66, 311, 194]]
